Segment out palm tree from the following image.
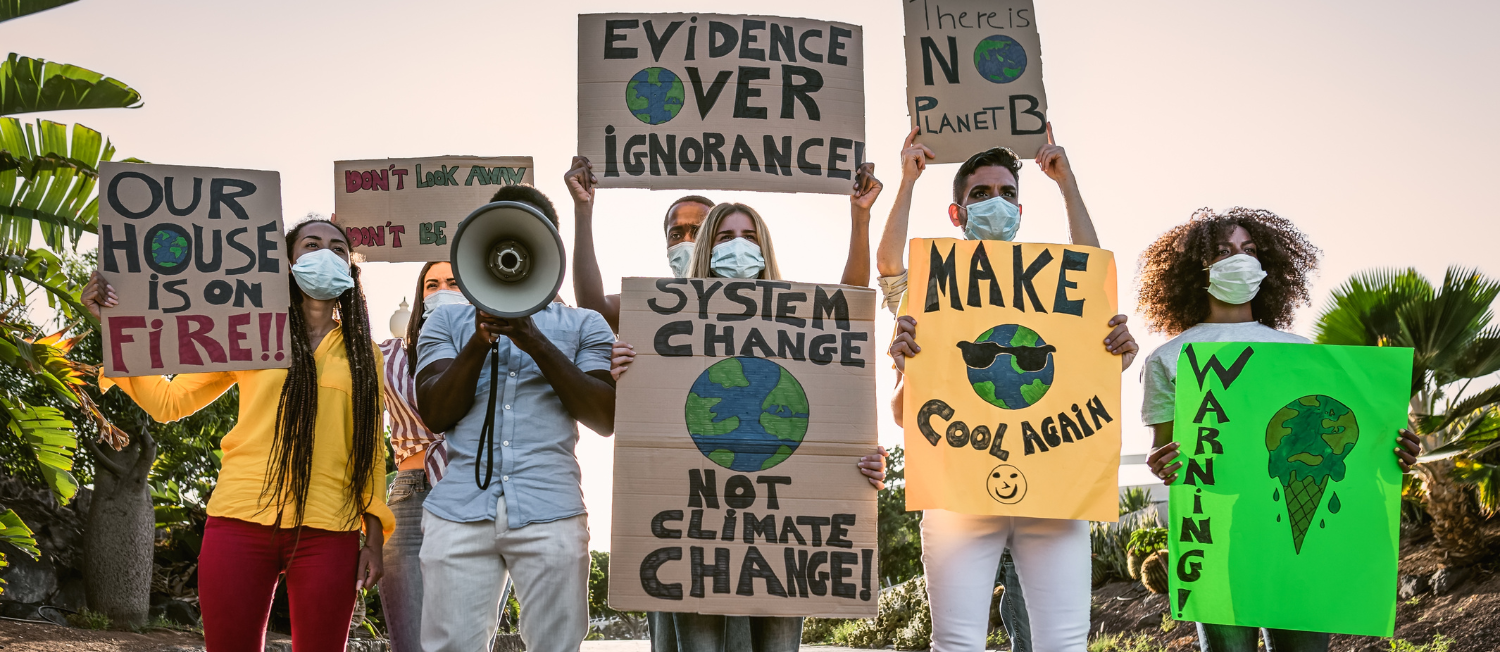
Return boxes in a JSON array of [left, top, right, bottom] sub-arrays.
[[0, 0, 142, 625], [1314, 267, 1500, 565]]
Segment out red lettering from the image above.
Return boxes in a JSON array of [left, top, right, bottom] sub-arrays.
[[345, 170, 362, 193], [227, 313, 253, 362], [107, 315, 148, 373], [176, 315, 227, 365]]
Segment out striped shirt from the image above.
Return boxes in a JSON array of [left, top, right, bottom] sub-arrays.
[[380, 338, 448, 483]]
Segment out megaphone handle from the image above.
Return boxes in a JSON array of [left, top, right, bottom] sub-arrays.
[[474, 341, 501, 490]]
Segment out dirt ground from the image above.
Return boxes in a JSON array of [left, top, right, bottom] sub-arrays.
[[1090, 520, 1500, 651], [0, 619, 203, 652]]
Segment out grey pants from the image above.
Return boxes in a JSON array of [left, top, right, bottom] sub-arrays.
[[379, 470, 430, 652]]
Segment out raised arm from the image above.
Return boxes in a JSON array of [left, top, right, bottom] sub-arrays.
[[566, 156, 622, 331], [876, 127, 934, 278], [841, 163, 882, 287], [83, 271, 236, 422], [1034, 123, 1098, 248]]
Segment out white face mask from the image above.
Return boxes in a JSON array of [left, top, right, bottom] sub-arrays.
[[290, 248, 354, 301], [1207, 254, 1267, 305], [710, 238, 765, 279], [423, 289, 469, 318], [666, 242, 695, 278], [962, 196, 1022, 242]]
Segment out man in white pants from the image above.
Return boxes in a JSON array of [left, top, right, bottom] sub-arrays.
[[878, 126, 1138, 651], [414, 185, 618, 652]]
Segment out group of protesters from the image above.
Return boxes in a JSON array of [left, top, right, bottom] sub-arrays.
[[79, 121, 1422, 652]]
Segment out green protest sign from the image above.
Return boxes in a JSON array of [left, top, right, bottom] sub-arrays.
[[1168, 342, 1412, 636]]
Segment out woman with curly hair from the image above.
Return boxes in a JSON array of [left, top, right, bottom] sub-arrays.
[[82, 219, 393, 652], [1138, 207, 1419, 652]]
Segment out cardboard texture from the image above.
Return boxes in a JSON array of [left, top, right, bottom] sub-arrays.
[[902, 0, 1049, 162], [901, 239, 1120, 520], [97, 162, 290, 377], [333, 156, 535, 262], [578, 14, 865, 195], [609, 277, 879, 618], [1168, 343, 1412, 636]]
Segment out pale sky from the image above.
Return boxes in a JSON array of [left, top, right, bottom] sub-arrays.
[[11, 0, 1498, 550]]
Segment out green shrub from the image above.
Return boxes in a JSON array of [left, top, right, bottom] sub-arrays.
[[986, 626, 1009, 648], [1389, 634, 1453, 652], [801, 617, 852, 644], [68, 609, 111, 630], [1088, 632, 1168, 652], [1119, 486, 1154, 515], [1091, 512, 1153, 582], [1127, 527, 1168, 556]]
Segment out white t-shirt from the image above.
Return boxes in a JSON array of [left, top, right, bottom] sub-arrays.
[[1139, 322, 1311, 425]]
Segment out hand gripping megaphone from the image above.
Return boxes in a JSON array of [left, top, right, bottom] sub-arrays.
[[450, 201, 568, 492], [449, 201, 567, 319]]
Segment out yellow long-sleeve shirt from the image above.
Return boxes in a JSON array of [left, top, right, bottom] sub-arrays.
[[102, 325, 395, 538]]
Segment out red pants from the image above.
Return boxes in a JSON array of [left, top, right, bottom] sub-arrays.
[[199, 516, 359, 652]]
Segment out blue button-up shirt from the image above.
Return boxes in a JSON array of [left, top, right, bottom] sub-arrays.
[[415, 302, 614, 528]]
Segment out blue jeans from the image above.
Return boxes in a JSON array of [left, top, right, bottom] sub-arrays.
[[648, 612, 802, 652], [1196, 623, 1329, 652], [998, 550, 1030, 652], [380, 470, 430, 652]]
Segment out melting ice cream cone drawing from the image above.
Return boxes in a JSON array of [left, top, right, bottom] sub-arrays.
[[1265, 395, 1360, 553]]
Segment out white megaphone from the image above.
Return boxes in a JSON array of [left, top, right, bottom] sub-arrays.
[[449, 201, 567, 319]]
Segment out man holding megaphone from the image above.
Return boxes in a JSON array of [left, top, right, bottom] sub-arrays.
[[412, 185, 617, 652]]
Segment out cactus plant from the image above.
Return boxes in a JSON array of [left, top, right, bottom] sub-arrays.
[[1126, 550, 1145, 580], [1126, 527, 1168, 580], [1141, 549, 1170, 594]]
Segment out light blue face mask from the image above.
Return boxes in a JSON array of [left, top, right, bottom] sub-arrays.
[[710, 238, 765, 279], [291, 248, 354, 300], [422, 289, 469, 318], [962, 196, 1022, 241], [666, 242, 695, 278]]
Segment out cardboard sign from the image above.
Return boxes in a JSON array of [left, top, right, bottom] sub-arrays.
[[1168, 343, 1411, 636], [609, 277, 879, 618], [578, 14, 865, 195], [333, 156, 535, 263], [98, 162, 290, 377], [901, 239, 1120, 520], [902, 0, 1049, 162]]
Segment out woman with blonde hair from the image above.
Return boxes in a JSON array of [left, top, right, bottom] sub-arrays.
[[614, 166, 888, 652]]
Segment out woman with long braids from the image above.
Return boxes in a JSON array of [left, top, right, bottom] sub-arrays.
[[82, 219, 394, 652]]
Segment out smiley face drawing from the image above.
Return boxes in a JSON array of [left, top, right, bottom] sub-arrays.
[[987, 465, 1027, 504]]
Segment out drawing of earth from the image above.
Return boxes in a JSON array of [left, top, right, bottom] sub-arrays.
[[685, 357, 809, 472], [973, 34, 1028, 83], [148, 225, 190, 272], [960, 324, 1055, 410], [626, 67, 685, 125]]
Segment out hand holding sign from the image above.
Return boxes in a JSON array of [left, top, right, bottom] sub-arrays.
[[899, 127, 935, 185], [1033, 123, 1073, 185], [81, 271, 118, 320], [565, 156, 597, 206], [851, 163, 883, 212], [1104, 313, 1139, 371]]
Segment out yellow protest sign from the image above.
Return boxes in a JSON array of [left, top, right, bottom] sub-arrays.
[[902, 239, 1121, 520]]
